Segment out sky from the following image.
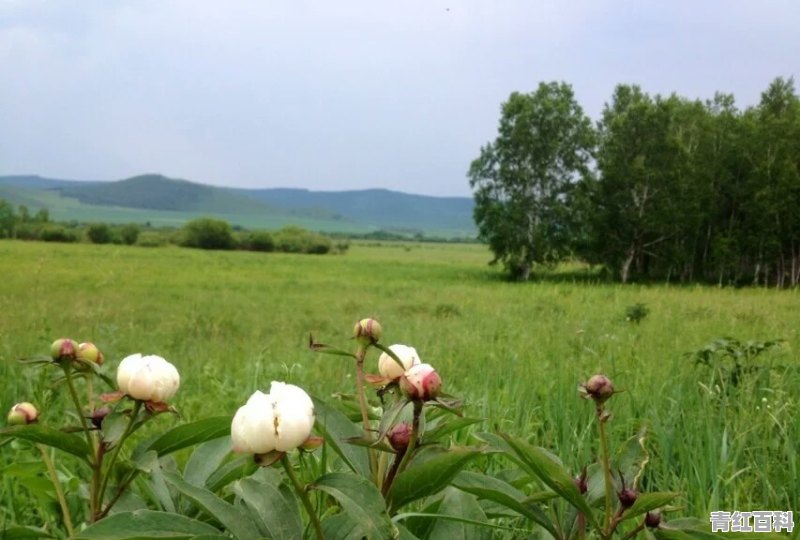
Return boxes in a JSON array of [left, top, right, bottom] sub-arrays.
[[0, 1, 798, 197]]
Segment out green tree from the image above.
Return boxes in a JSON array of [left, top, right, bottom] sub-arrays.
[[180, 218, 236, 250], [0, 199, 17, 238], [86, 223, 113, 244], [469, 82, 595, 280]]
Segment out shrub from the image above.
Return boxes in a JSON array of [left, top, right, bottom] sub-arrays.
[[118, 224, 140, 245], [135, 231, 167, 247], [244, 231, 275, 252], [86, 223, 112, 244], [39, 226, 78, 243], [180, 218, 236, 250], [274, 226, 332, 254]]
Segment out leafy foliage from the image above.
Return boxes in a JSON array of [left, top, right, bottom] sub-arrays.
[[469, 82, 595, 280]]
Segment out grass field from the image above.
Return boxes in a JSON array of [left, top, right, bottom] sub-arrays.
[[0, 240, 797, 522]]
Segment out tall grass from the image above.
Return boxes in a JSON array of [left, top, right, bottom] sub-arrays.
[[0, 240, 796, 520]]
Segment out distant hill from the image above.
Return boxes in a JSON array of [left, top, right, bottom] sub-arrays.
[[0, 174, 476, 237], [242, 188, 475, 234], [54, 174, 273, 214]]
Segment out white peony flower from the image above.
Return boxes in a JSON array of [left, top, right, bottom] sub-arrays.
[[231, 381, 315, 454], [116, 353, 180, 403], [378, 344, 421, 380], [399, 363, 442, 401]]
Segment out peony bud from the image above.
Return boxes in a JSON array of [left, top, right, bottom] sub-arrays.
[[399, 363, 442, 401], [645, 511, 662, 528], [77, 342, 104, 366], [378, 344, 421, 380], [618, 486, 639, 509], [7, 402, 38, 425], [90, 406, 111, 429], [231, 382, 315, 454], [116, 353, 180, 403], [50, 338, 78, 362], [353, 318, 382, 346], [388, 423, 412, 452], [581, 374, 614, 403]]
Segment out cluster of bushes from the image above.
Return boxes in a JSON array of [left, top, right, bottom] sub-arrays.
[[180, 218, 343, 254], [0, 200, 345, 255]]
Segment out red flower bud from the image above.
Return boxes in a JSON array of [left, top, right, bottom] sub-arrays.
[[618, 487, 639, 509], [50, 338, 78, 362], [399, 364, 442, 401], [581, 374, 614, 403], [645, 511, 662, 528], [388, 423, 412, 452]]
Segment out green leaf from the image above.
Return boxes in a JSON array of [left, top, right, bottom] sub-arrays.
[[311, 472, 395, 539], [308, 335, 358, 359], [452, 471, 558, 537], [394, 512, 534, 535], [134, 416, 230, 459], [424, 417, 482, 444], [232, 477, 303, 540], [205, 454, 259, 492], [388, 447, 483, 510], [619, 492, 680, 523], [183, 437, 233, 487], [427, 488, 490, 540], [163, 472, 262, 540], [312, 397, 370, 478], [102, 412, 130, 448], [73, 510, 221, 539], [499, 433, 600, 531], [321, 513, 366, 540], [0, 424, 90, 461], [616, 426, 649, 488], [0, 525, 54, 539], [376, 398, 412, 443]]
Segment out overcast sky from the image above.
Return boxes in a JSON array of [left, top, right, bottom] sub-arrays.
[[1, 1, 797, 196]]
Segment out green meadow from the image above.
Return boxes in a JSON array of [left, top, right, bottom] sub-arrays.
[[1, 240, 797, 519]]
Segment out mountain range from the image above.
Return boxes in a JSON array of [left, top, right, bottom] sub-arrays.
[[0, 174, 476, 237]]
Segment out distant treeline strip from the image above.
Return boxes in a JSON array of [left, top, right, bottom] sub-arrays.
[[0, 208, 349, 255]]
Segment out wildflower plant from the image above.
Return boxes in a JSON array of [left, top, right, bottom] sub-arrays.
[[1, 321, 773, 539]]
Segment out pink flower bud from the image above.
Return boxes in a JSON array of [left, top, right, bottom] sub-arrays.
[[7, 402, 39, 425], [50, 338, 78, 362], [581, 374, 614, 403], [353, 318, 382, 346], [399, 363, 442, 401], [77, 342, 104, 366], [388, 423, 412, 452]]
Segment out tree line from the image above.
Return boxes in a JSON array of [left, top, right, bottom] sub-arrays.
[[470, 77, 800, 286], [0, 204, 346, 255]]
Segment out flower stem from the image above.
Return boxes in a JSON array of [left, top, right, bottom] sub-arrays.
[[63, 364, 101, 519], [98, 400, 142, 518], [38, 444, 74, 537], [386, 400, 422, 502], [620, 520, 646, 540], [63, 365, 94, 454], [281, 455, 324, 540], [597, 403, 615, 534], [354, 345, 378, 483]]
